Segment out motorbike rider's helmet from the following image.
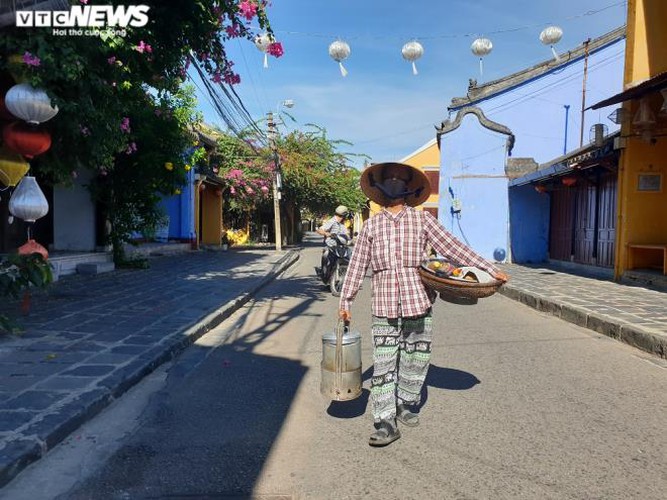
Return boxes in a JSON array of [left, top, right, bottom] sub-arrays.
[[335, 205, 349, 217]]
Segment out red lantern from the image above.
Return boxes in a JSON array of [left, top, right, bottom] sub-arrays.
[[2, 121, 51, 158], [534, 184, 547, 193], [561, 176, 577, 187]]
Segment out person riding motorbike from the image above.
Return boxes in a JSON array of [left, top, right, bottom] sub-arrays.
[[316, 205, 350, 281]]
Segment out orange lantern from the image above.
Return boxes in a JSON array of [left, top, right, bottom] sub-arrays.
[[18, 239, 49, 259], [2, 122, 51, 158]]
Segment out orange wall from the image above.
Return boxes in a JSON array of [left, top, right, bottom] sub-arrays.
[[615, 0, 667, 277]]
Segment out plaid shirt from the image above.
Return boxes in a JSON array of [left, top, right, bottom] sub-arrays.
[[339, 206, 500, 318]]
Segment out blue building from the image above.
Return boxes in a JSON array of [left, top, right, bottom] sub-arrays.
[[436, 27, 625, 263]]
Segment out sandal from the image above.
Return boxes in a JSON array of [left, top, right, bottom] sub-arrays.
[[368, 421, 401, 447], [396, 404, 419, 427]]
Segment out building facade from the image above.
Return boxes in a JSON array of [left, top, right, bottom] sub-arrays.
[[437, 27, 625, 262]]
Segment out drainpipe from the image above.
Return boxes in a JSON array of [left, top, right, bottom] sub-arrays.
[[563, 104, 570, 155]]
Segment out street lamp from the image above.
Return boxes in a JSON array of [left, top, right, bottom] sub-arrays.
[[267, 100, 295, 251]]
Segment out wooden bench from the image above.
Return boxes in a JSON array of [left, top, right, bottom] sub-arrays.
[[627, 244, 667, 275]]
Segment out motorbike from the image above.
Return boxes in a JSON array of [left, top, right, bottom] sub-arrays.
[[318, 232, 353, 296]]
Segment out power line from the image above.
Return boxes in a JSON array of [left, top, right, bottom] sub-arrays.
[[257, 1, 626, 41]]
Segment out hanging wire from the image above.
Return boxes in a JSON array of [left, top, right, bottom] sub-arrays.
[[250, 1, 626, 41], [188, 57, 269, 150]]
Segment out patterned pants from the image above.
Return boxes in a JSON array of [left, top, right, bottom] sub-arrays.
[[370, 312, 433, 423]]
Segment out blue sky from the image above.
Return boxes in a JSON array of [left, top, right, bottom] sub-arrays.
[[192, 0, 627, 168]]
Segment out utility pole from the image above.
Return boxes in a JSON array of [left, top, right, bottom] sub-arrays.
[[579, 38, 591, 148], [267, 111, 282, 251]]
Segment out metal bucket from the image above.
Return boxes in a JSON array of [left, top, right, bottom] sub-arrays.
[[320, 322, 362, 401]]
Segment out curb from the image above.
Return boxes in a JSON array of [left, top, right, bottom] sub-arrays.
[[0, 249, 300, 489], [498, 284, 667, 359]]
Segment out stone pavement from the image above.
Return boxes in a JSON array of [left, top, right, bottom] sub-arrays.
[[0, 247, 299, 488], [498, 263, 667, 360], [1, 246, 666, 490]]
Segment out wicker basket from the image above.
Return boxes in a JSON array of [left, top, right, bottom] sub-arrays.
[[419, 267, 503, 305]]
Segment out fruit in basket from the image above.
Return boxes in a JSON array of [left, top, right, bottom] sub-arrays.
[[425, 259, 453, 277]]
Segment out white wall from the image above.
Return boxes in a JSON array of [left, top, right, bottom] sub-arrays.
[[53, 170, 96, 251]]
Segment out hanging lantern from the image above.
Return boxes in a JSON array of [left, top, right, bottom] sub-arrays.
[[0, 147, 30, 187], [254, 33, 273, 69], [9, 175, 49, 222], [18, 239, 49, 259], [540, 26, 563, 61], [401, 41, 424, 76], [4, 83, 59, 125], [658, 89, 667, 117], [2, 122, 52, 158], [328, 40, 351, 77], [561, 176, 577, 187], [471, 38, 493, 77], [534, 184, 547, 194], [633, 97, 657, 128]]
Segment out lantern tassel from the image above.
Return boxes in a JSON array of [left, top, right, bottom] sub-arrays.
[[411, 61, 418, 76], [338, 62, 348, 77], [551, 46, 560, 62], [479, 58, 484, 77], [263, 53, 269, 69]]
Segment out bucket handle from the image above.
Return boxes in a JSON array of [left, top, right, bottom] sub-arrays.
[[334, 319, 348, 396]]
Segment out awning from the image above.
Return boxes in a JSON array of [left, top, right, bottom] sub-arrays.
[[588, 71, 667, 110]]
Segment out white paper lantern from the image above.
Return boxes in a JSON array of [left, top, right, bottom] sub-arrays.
[[254, 33, 273, 68], [329, 40, 351, 77], [9, 175, 49, 223], [4, 83, 59, 125], [401, 41, 424, 75], [471, 37, 493, 76], [540, 26, 563, 61]]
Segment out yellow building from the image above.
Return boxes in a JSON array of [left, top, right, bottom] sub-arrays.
[[591, 0, 667, 279], [368, 138, 441, 216]]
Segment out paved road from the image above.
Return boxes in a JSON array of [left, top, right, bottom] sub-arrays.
[[6, 243, 667, 499]]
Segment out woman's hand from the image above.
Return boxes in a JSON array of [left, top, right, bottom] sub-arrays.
[[339, 309, 351, 322], [494, 271, 509, 283]]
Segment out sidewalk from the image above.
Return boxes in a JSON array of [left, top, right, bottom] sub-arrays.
[[0, 247, 300, 488], [498, 263, 667, 360]]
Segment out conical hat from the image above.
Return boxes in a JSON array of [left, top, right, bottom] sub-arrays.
[[360, 162, 431, 207]]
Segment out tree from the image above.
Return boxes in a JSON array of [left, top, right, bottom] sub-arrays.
[[0, 0, 279, 259]]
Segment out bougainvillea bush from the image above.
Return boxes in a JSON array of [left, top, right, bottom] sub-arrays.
[[0, 0, 280, 260]]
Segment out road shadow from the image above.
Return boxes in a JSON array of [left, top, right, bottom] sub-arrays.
[[326, 389, 370, 418], [327, 364, 479, 418]]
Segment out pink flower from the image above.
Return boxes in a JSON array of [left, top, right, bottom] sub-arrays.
[[245, 186, 254, 194], [79, 125, 91, 136], [212, 71, 222, 83], [230, 187, 236, 195], [80, 0, 88, 4], [260, 186, 269, 194], [223, 73, 241, 85], [22, 51, 41, 67], [225, 23, 241, 38], [135, 41, 152, 54], [125, 142, 137, 154], [267, 42, 283, 58], [120, 117, 131, 133], [238, 0, 257, 21]]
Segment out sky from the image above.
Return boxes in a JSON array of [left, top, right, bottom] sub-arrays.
[[192, 0, 627, 168]]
